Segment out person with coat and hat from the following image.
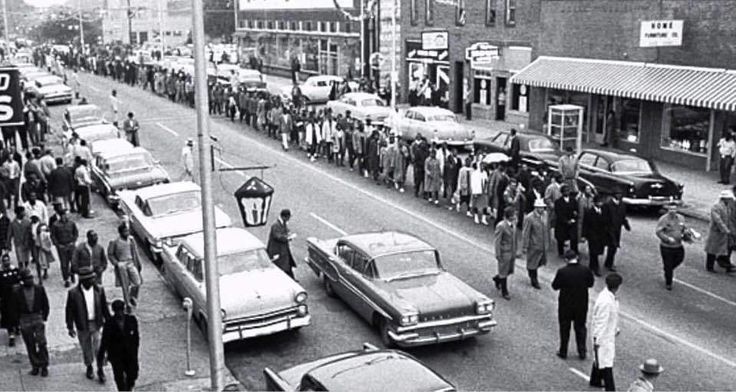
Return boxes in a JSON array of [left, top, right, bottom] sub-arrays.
[[267, 209, 297, 279], [0, 254, 20, 346], [181, 138, 195, 182], [552, 250, 594, 360], [590, 273, 623, 391], [10, 269, 50, 377], [98, 299, 140, 391], [424, 149, 442, 204], [603, 189, 631, 272], [705, 190, 736, 273], [65, 266, 111, 382], [583, 195, 609, 276], [493, 207, 517, 300], [522, 198, 549, 289], [554, 184, 579, 256], [627, 359, 664, 392]]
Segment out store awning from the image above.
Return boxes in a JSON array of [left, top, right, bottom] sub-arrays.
[[510, 56, 736, 111]]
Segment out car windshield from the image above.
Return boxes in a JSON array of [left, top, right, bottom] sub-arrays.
[[428, 114, 456, 122], [360, 98, 384, 107], [373, 251, 441, 281], [107, 153, 153, 173], [147, 191, 201, 216], [528, 137, 555, 152], [218, 249, 272, 275], [36, 76, 63, 87], [610, 159, 654, 175]]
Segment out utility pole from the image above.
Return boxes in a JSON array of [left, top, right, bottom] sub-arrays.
[[192, 0, 225, 391], [390, 0, 397, 109], [1, 0, 9, 56], [360, 0, 365, 78], [78, 0, 85, 48], [127, 0, 133, 45], [158, 0, 165, 55]]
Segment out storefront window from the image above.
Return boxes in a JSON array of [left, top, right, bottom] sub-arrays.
[[486, 0, 496, 26], [511, 83, 527, 112], [473, 70, 492, 106], [618, 99, 641, 143], [410, 0, 418, 26], [661, 104, 710, 156], [456, 0, 466, 26], [426, 0, 434, 26], [303, 38, 319, 72]]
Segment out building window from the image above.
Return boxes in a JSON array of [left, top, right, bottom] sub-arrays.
[[486, 0, 496, 26], [304, 21, 312, 31], [278, 21, 285, 30], [511, 83, 527, 112], [344, 21, 352, 33], [319, 21, 326, 32], [456, 0, 466, 26], [410, 0, 418, 26], [425, 0, 434, 25], [267, 20, 274, 30], [290, 21, 297, 30], [661, 104, 710, 155], [329, 21, 336, 33], [505, 0, 516, 26], [256, 20, 263, 29], [247, 20, 254, 29], [473, 70, 492, 106], [618, 99, 641, 144]]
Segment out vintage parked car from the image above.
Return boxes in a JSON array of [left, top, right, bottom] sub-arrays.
[[305, 231, 496, 348], [162, 227, 311, 343], [264, 343, 455, 392], [25, 74, 72, 104], [326, 92, 394, 125], [118, 181, 232, 263], [575, 149, 684, 207], [473, 130, 562, 172], [89, 138, 134, 159], [63, 104, 106, 132], [280, 75, 359, 104], [390, 106, 474, 148], [91, 146, 170, 206]]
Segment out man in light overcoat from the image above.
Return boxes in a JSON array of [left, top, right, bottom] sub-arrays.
[[522, 198, 549, 289]]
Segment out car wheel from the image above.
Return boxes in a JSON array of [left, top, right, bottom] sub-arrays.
[[322, 274, 336, 298], [378, 317, 396, 348]]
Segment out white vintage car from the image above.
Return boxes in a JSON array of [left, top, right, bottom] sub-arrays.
[[280, 75, 359, 104], [90, 139, 134, 159], [161, 227, 311, 343], [390, 106, 474, 148], [25, 75, 72, 104], [118, 181, 231, 263], [326, 92, 393, 125]]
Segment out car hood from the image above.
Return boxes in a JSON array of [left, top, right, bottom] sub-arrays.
[[39, 85, 71, 93], [429, 122, 473, 140], [219, 267, 304, 318], [148, 207, 231, 239], [108, 167, 169, 190], [374, 272, 479, 317]]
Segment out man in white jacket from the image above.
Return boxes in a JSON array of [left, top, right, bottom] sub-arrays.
[[590, 273, 623, 391]]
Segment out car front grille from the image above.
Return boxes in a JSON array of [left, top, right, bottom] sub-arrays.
[[224, 306, 300, 331], [419, 308, 475, 323]]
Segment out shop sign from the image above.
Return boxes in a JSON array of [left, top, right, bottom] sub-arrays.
[[640, 20, 683, 47], [465, 42, 499, 66], [239, 0, 353, 10], [421, 30, 448, 50], [0, 68, 23, 126], [407, 40, 449, 63]]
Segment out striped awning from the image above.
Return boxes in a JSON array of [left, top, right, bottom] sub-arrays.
[[510, 56, 736, 112]]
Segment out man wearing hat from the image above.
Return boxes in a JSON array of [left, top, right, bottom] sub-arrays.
[[10, 269, 50, 377], [552, 250, 594, 360], [554, 184, 579, 256], [655, 202, 688, 290], [267, 209, 297, 280], [181, 138, 195, 181], [493, 207, 517, 300], [603, 188, 631, 272], [65, 266, 111, 382], [583, 194, 609, 277], [522, 198, 549, 289], [122, 112, 140, 147], [704, 190, 736, 273], [99, 299, 140, 391], [627, 359, 664, 392]]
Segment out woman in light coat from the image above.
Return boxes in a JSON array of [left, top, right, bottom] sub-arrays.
[[424, 149, 442, 204]]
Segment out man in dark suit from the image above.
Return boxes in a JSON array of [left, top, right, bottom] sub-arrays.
[[554, 185, 579, 256], [11, 269, 50, 376], [583, 195, 609, 276], [552, 250, 594, 360], [267, 209, 297, 279], [66, 266, 111, 382], [98, 299, 139, 391], [507, 128, 521, 171], [603, 189, 630, 272]]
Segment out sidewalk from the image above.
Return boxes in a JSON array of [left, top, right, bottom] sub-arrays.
[[0, 194, 242, 391]]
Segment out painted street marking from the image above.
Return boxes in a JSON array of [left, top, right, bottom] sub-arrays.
[[568, 367, 590, 382], [310, 213, 348, 236], [156, 122, 179, 136], [674, 278, 736, 307]]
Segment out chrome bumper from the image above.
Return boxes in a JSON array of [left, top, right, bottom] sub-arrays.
[[388, 314, 496, 347], [623, 196, 683, 206], [222, 313, 311, 343]]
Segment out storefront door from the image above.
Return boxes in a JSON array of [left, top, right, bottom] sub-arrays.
[[436, 66, 450, 109], [496, 77, 507, 120], [592, 96, 612, 145], [454, 62, 464, 113]]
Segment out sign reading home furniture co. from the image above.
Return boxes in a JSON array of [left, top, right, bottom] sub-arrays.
[[238, 0, 353, 10], [0, 68, 23, 126], [640, 20, 683, 47]]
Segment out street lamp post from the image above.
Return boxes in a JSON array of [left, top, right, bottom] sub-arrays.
[[191, 0, 225, 391], [390, 0, 397, 109]]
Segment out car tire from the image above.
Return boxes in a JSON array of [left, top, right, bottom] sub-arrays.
[[378, 317, 396, 348], [322, 274, 336, 298]]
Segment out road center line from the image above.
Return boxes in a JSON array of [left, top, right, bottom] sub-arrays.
[[206, 121, 736, 369], [674, 278, 736, 307], [568, 368, 590, 381], [310, 213, 348, 236], [156, 122, 179, 136]]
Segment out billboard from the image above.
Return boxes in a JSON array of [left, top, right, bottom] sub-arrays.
[[0, 68, 24, 127], [640, 20, 683, 48], [238, 0, 354, 11]]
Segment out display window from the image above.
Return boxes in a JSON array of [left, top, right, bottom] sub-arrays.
[[473, 70, 492, 106], [661, 104, 710, 156], [618, 99, 641, 144], [511, 83, 527, 112]]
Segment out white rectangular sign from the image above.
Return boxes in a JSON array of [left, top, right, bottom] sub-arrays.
[[640, 20, 683, 47], [239, 0, 354, 11]]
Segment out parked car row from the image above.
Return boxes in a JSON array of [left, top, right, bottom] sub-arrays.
[[15, 61, 73, 104]]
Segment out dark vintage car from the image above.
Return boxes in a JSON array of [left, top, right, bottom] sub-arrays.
[[575, 149, 684, 207], [473, 130, 562, 171], [305, 231, 496, 348], [91, 146, 170, 207], [264, 343, 455, 392]]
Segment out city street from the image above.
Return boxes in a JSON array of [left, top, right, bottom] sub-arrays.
[[58, 71, 736, 391]]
